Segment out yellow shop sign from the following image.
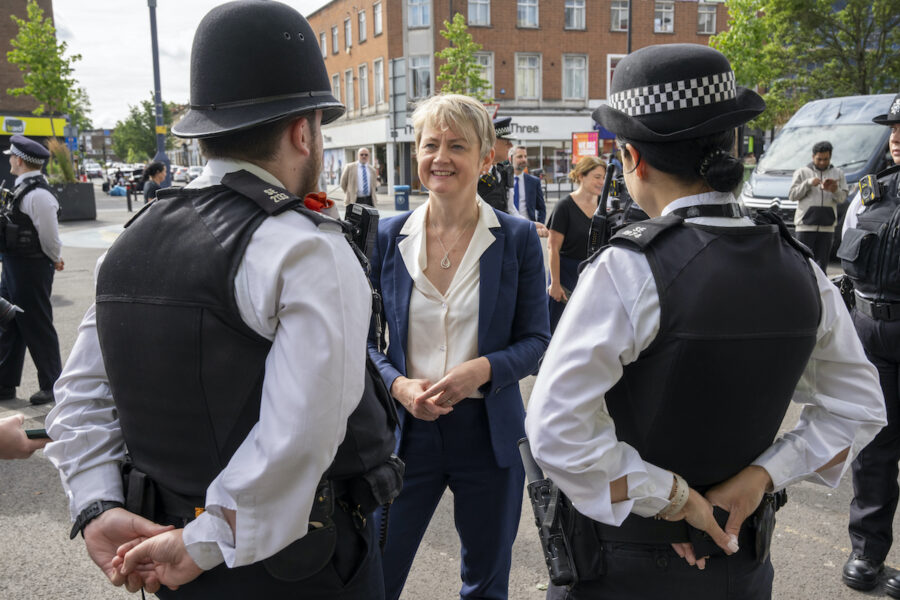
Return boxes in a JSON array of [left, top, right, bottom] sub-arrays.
[[1, 115, 68, 137]]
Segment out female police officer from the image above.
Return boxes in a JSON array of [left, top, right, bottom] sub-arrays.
[[525, 44, 886, 599]]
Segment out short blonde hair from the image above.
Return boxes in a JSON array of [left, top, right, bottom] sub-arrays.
[[569, 156, 607, 183], [411, 94, 495, 160]]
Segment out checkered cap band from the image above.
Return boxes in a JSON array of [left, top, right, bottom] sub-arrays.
[[608, 71, 737, 117], [495, 125, 512, 137], [7, 145, 46, 164]]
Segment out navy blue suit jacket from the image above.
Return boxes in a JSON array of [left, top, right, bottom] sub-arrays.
[[367, 208, 550, 469], [520, 173, 546, 224]]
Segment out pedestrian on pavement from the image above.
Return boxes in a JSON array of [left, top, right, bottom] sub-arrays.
[[526, 43, 885, 600], [788, 140, 849, 272], [508, 145, 548, 237], [369, 93, 550, 600], [0, 414, 47, 459], [340, 147, 378, 207], [546, 156, 606, 333], [839, 92, 900, 597], [141, 161, 167, 203], [44, 1, 400, 598], [0, 134, 64, 406], [477, 117, 516, 214]]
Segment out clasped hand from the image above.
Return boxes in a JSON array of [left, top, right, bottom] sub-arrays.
[[390, 357, 491, 421]]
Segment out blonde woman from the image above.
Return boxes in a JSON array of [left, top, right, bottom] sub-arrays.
[[546, 156, 606, 333], [368, 94, 550, 600]]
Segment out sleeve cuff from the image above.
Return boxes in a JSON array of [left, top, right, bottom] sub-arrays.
[[183, 510, 234, 569], [67, 463, 125, 519], [629, 463, 675, 518]]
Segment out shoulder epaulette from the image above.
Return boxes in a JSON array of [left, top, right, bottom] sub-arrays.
[[609, 213, 683, 251], [220, 170, 305, 216]]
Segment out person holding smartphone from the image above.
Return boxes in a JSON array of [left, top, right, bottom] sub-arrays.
[[0, 414, 48, 459], [789, 140, 849, 272]]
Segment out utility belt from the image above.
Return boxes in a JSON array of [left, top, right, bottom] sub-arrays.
[[122, 455, 404, 582], [855, 294, 900, 321]]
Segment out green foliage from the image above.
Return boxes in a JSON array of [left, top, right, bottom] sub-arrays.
[[46, 138, 76, 184], [6, 0, 88, 139], [111, 95, 177, 162], [436, 13, 492, 102], [713, 0, 900, 129]]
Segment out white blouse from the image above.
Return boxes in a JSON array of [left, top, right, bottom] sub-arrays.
[[400, 198, 499, 396]]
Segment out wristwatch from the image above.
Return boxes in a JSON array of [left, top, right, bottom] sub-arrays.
[[69, 500, 124, 539]]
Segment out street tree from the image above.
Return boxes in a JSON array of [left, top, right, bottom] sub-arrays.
[[436, 13, 491, 103], [713, 0, 900, 129], [111, 96, 178, 162], [6, 0, 86, 139]]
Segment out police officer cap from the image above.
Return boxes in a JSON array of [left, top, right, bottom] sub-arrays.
[[493, 117, 513, 140], [592, 44, 765, 142], [173, 0, 345, 139], [3, 134, 49, 164], [872, 93, 900, 126]]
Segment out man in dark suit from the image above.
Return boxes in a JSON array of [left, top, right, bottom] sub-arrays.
[[509, 145, 547, 237]]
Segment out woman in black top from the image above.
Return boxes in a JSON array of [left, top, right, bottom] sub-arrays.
[[546, 156, 606, 332], [142, 161, 167, 204]]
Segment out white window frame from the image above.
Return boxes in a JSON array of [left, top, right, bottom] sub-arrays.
[[409, 55, 432, 99], [373, 58, 385, 104], [517, 0, 539, 28], [374, 2, 383, 35], [358, 10, 367, 42], [358, 64, 369, 108], [344, 18, 352, 48], [344, 69, 354, 111], [564, 0, 585, 30], [562, 54, 587, 100], [331, 26, 339, 54], [473, 52, 494, 99], [469, 0, 490, 26], [606, 54, 625, 99], [319, 31, 327, 57], [515, 53, 541, 100], [698, 3, 717, 35], [654, 1, 674, 33], [332, 73, 341, 104], [408, 0, 430, 28], [610, 0, 628, 32]]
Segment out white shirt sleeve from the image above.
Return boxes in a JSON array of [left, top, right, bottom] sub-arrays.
[[21, 187, 62, 262], [842, 193, 862, 234]]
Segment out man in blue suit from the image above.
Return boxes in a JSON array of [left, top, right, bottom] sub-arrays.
[[509, 146, 548, 237]]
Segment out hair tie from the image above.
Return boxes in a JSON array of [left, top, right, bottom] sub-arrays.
[[699, 149, 726, 177]]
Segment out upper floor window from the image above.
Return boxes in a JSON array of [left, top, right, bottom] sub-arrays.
[[345, 69, 354, 111], [517, 0, 539, 28], [359, 10, 367, 42], [469, 0, 490, 26], [563, 54, 587, 99], [373, 58, 385, 104], [610, 0, 628, 32], [358, 64, 369, 108], [344, 18, 352, 48], [319, 31, 327, 57], [473, 52, 494, 98], [374, 2, 383, 35], [654, 1, 674, 33], [565, 0, 585, 30], [331, 26, 339, 54], [698, 3, 717, 35], [409, 0, 430, 28], [516, 53, 541, 99], [332, 73, 340, 103], [409, 55, 431, 99]]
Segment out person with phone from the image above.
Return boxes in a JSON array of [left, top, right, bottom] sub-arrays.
[[789, 140, 849, 272], [0, 414, 48, 459]]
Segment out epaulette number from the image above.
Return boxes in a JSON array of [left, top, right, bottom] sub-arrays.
[[263, 188, 291, 203], [620, 226, 647, 239]]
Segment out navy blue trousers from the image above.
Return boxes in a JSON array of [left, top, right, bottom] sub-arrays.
[[380, 399, 524, 600], [849, 309, 900, 563], [0, 255, 61, 391]]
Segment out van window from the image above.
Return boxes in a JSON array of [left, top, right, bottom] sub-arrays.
[[757, 124, 886, 175]]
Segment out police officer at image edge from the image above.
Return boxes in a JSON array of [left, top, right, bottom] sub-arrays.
[[477, 117, 515, 213], [839, 91, 900, 598], [525, 43, 886, 600], [44, 1, 401, 598], [1, 134, 64, 406]]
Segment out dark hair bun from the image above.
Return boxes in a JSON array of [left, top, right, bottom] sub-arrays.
[[700, 152, 743, 192]]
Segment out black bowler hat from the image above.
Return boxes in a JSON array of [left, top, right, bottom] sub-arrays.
[[2, 134, 50, 164], [873, 93, 900, 126], [493, 117, 513, 139], [173, 0, 344, 139], [593, 44, 765, 142]]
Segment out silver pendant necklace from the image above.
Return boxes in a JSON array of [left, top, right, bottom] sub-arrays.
[[429, 213, 475, 269]]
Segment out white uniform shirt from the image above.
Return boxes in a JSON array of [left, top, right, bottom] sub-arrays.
[[506, 173, 531, 219], [526, 191, 886, 526], [13, 170, 62, 263], [45, 158, 372, 570], [402, 199, 497, 395]]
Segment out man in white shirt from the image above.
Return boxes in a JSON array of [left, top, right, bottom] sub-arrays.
[[340, 147, 378, 206], [44, 2, 397, 598], [508, 146, 548, 237]]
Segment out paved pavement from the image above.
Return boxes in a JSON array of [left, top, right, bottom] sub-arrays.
[[0, 181, 896, 599]]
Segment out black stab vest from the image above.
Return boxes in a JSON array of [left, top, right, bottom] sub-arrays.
[[95, 184, 395, 507], [1, 176, 50, 257], [604, 215, 821, 489], [837, 166, 900, 301], [478, 162, 512, 213]]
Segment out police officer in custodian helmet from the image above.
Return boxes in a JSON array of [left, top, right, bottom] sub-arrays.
[[840, 92, 900, 597], [44, 2, 401, 598], [525, 44, 885, 600]]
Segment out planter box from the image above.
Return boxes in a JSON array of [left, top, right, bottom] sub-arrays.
[[49, 182, 96, 222]]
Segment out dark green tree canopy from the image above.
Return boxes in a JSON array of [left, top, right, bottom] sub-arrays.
[[713, 0, 900, 130], [111, 96, 178, 162], [436, 13, 492, 102]]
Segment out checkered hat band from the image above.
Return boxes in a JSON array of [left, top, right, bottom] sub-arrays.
[[9, 145, 46, 164], [495, 125, 512, 137], [608, 71, 737, 117]]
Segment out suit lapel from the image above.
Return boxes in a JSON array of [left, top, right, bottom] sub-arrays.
[[478, 226, 505, 352], [391, 233, 413, 357]]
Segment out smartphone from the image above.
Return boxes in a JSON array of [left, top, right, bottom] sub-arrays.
[[25, 428, 49, 439]]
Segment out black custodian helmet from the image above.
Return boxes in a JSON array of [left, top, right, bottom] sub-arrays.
[[173, 0, 344, 139]]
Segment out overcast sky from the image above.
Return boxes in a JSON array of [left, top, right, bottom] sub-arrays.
[[52, 0, 331, 129]]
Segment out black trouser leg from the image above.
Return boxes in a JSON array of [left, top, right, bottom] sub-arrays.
[[795, 230, 833, 273]]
